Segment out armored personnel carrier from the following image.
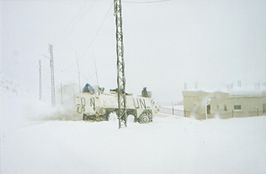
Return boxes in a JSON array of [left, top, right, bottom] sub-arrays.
[[75, 87, 159, 123]]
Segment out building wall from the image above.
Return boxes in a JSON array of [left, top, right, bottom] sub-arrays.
[[183, 91, 215, 119], [217, 97, 266, 118], [183, 91, 266, 119]]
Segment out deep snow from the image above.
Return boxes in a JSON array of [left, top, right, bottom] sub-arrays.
[[1, 83, 266, 174], [2, 116, 266, 174]]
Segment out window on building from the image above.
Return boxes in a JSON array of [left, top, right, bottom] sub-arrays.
[[234, 105, 242, 111], [224, 105, 227, 111]]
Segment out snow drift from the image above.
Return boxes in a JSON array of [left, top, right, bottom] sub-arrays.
[[1, 78, 266, 174]]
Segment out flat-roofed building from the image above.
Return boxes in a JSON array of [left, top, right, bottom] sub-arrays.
[[183, 90, 266, 119]]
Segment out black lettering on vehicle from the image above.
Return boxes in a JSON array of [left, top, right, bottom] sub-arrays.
[[77, 97, 86, 113], [90, 97, 96, 111], [133, 98, 140, 108], [139, 99, 146, 109]]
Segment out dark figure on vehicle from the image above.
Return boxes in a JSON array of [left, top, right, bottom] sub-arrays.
[[82, 83, 95, 94], [142, 87, 149, 97]]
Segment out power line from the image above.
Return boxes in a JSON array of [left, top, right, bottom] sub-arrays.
[[54, 0, 97, 45], [73, 2, 112, 87], [79, 2, 113, 59]]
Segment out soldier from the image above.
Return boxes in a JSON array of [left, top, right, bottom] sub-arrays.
[[82, 83, 95, 94], [142, 87, 148, 97]]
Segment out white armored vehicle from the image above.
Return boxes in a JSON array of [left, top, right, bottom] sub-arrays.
[[75, 87, 159, 123]]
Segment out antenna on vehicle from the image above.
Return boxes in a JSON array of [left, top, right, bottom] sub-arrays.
[[75, 51, 81, 93], [94, 58, 99, 87]]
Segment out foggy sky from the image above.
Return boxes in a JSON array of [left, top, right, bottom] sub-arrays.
[[1, 0, 266, 103]]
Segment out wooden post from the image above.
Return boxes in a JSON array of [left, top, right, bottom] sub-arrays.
[[38, 59, 42, 100], [172, 103, 174, 115], [60, 82, 63, 105], [49, 44, 56, 106]]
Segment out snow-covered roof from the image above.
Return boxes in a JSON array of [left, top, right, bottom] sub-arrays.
[[229, 90, 266, 97], [183, 88, 266, 97]]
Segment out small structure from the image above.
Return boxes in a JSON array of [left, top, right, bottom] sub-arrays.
[[183, 90, 266, 119]]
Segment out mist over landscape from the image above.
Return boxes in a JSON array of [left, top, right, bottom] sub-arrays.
[[1, 0, 265, 103], [1, 1, 266, 174]]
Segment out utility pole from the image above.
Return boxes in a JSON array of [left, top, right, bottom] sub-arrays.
[[38, 59, 42, 100], [114, 0, 127, 128], [49, 44, 56, 107], [194, 82, 198, 89], [60, 82, 63, 105], [171, 102, 174, 115], [184, 83, 187, 90], [237, 80, 242, 88]]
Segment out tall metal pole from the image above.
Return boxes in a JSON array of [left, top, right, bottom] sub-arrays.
[[49, 44, 56, 107], [38, 59, 42, 100], [114, 0, 127, 128]]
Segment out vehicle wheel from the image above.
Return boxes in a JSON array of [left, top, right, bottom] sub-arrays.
[[104, 112, 110, 121], [138, 110, 152, 124], [83, 114, 87, 121], [138, 115, 150, 123]]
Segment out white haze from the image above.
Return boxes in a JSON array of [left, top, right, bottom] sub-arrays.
[[1, 0, 266, 103], [1, 1, 266, 173]]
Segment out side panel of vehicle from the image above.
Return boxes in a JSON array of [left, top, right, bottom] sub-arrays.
[[76, 93, 159, 122]]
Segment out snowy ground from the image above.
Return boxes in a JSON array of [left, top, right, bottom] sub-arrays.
[[1, 115, 266, 174], [160, 104, 184, 116], [1, 84, 266, 174]]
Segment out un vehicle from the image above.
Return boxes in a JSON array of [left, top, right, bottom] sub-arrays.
[[75, 89, 159, 123]]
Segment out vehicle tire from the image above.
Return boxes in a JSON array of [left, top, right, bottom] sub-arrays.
[[138, 115, 150, 123], [138, 110, 152, 124], [104, 112, 110, 121], [83, 114, 87, 121]]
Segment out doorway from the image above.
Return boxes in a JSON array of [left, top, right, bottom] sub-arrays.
[[207, 104, 211, 114]]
